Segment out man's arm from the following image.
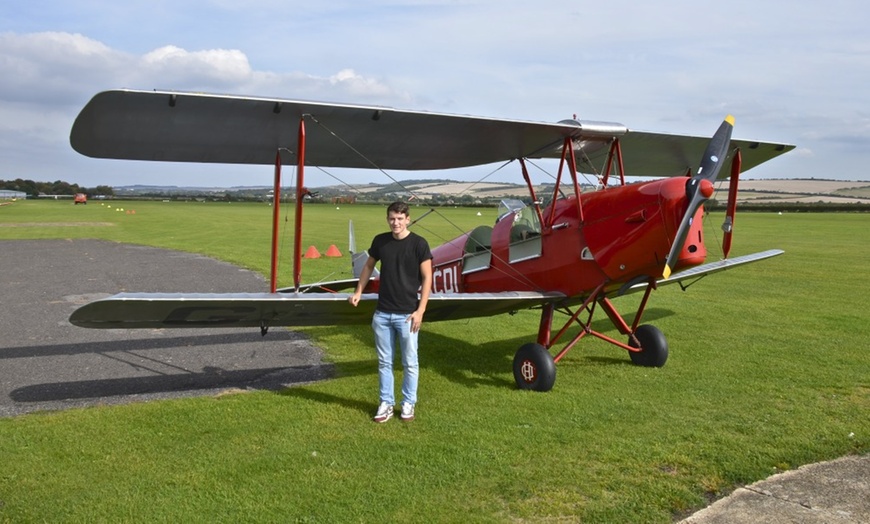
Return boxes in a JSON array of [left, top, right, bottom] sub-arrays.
[[407, 258, 432, 333], [348, 256, 377, 307]]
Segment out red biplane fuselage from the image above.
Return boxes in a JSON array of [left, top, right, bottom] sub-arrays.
[[416, 176, 704, 299]]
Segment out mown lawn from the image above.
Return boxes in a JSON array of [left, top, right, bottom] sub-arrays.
[[0, 200, 867, 522]]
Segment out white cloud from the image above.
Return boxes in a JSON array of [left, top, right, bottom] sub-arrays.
[[328, 69, 399, 99], [0, 32, 126, 104], [0, 31, 409, 107], [0, 31, 415, 185], [138, 45, 253, 87]]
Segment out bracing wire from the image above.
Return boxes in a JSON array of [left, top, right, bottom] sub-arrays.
[[303, 113, 570, 292], [306, 115, 423, 202], [452, 160, 515, 199]]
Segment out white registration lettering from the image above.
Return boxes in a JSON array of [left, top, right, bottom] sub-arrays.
[[433, 265, 459, 293]]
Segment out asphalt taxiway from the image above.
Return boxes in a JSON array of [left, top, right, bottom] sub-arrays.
[[0, 239, 332, 417]]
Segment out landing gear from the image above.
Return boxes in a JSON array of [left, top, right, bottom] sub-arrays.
[[513, 280, 671, 390], [513, 343, 556, 392], [628, 325, 668, 367]]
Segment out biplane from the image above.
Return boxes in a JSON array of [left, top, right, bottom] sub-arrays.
[[69, 89, 794, 391]]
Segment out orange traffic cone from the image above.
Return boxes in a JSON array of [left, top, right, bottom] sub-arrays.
[[304, 245, 321, 258], [325, 244, 342, 257]]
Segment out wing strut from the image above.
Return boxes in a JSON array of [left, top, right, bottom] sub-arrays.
[[519, 159, 545, 229], [546, 137, 585, 227], [722, 149, 742, 259], [270, 151, 282, 293], [269, 116, 307, 293], [600, 139, 626, 187], [293, 117, 307, 291]]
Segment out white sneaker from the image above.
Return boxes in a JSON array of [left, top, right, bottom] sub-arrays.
[[400, 402, 415, 421], [373, 402, 393, 423]]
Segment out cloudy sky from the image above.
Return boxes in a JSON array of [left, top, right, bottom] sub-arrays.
[[1, 0, 868, 188]]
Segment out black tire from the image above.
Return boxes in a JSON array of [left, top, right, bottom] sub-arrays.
[[513, 343, 556, 391], [628, 325, 668, 367]]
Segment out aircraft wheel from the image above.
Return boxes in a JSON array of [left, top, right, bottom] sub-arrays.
[[513, 343, 556, 392], [628, 325, 669, 367]]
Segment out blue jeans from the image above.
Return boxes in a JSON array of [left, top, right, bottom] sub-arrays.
[[372, 310, 419, 406]]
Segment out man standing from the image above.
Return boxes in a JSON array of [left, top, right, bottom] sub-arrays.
[[349, 202, 433, 423]]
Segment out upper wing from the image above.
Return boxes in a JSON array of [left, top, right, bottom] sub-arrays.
[[71, 89, 603, 170], [69, 291, 566, 329], [567, 130, 794, 179], [71, 89, 793, 177]]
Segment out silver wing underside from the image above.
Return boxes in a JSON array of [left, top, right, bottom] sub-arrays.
[[620, 249, 785, 295], [71, 89, 794, 178], [69, 291, 567, 329], [69, 250, 783, 330]]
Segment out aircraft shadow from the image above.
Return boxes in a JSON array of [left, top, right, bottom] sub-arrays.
[[622, 307, 675, 325], [10, 364, 333, 403], [384, 308, 676, 391], [278, 306, 679, 409], [3, 330, 333, 410], [7, 306, 676, 410], [0, 331, 305, 360]]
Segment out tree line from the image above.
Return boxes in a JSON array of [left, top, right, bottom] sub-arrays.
[[0, 178, 114, 197]]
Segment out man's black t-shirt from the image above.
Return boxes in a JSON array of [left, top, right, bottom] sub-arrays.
[[369, 231, 433, 314]]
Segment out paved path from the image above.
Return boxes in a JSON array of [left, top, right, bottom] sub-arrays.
[[0, 239, 332, 417], [680, 454, 869, 523]]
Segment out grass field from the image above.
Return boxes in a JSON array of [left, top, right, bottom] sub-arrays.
[[1, 199, 868, 522]]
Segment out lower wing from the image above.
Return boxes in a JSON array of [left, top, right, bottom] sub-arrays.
[[69, 250, 782, 329], [614, 249, 785, 296], [69, 291, 566, 329]]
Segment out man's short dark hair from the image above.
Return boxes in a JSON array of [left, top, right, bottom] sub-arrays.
[[387, 201, 410, 217]]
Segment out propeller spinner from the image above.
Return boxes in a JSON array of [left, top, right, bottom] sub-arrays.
[[663, 115, 734, 279]]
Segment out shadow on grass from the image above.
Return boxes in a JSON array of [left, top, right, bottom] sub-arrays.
[[303, 305, 679, 397], [8, 306, 676, 412], [421, 331, 517, 389], [582, 306, 676, 334], [398, 307, 676, 389], [0, 331, 307, 360], [279, 386, 372, 416], [4, 329, 626, 412]]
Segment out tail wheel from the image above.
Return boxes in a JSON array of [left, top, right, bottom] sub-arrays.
[[628, 325, 669, 367], [513, 343, 556, 392]]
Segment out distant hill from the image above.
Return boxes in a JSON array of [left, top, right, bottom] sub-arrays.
[[716, 179, 870, 204], [114, 179, 870, 204]]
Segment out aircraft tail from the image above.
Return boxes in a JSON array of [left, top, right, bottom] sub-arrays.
[[349, 220, 378, 280]]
